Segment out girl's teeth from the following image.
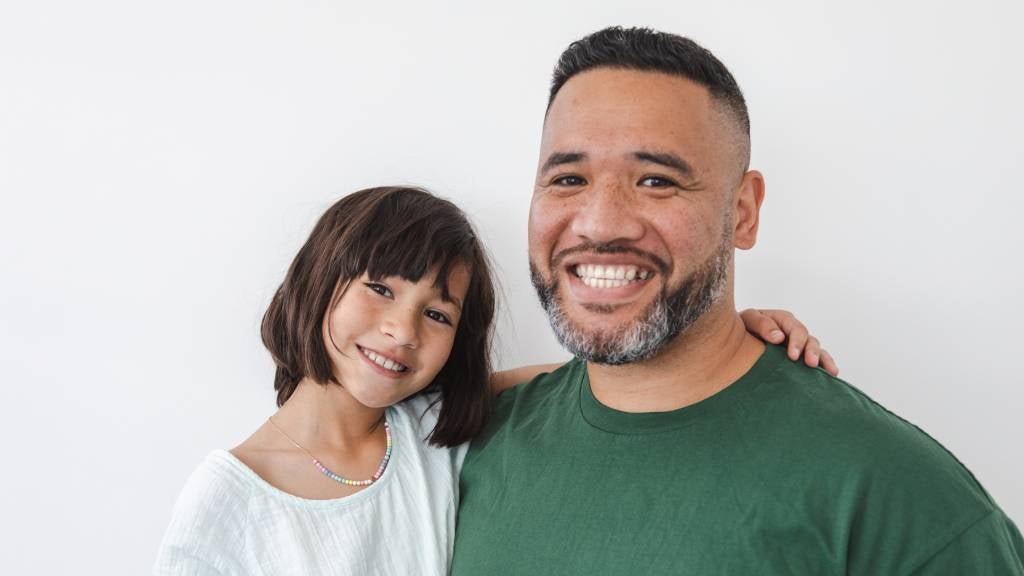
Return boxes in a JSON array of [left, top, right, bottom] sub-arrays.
[[362, 348, 407, 372]]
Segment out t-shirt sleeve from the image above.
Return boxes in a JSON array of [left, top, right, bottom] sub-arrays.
[[909, 509, 1024, 575], [153, 454, 251, 576]]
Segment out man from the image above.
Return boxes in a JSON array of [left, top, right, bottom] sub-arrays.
[[451, 27, 1024, 574]]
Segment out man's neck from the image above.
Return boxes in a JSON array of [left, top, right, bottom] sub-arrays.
[[587, 305, 765, 413]]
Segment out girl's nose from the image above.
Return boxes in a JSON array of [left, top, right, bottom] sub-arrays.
[[380, 309, 420, 349]]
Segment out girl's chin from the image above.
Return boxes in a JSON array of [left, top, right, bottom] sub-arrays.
[[352, 390, 415, 410]]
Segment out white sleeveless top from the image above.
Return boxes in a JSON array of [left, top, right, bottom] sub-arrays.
[[154, 395, 467, 576]]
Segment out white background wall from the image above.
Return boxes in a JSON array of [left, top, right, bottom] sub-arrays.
[[1, 0, 1021, 573]]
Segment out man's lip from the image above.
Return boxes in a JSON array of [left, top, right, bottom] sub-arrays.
[[563, 255, 658, 270], [561, 249, 663, 270], [552, 244, 669, 274]]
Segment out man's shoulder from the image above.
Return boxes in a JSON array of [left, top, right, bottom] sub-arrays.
[[736, 349, 1017, 572], [750, 349, 1000, 556], [750, 352, 984, 481], [761, 357, 943, 443]]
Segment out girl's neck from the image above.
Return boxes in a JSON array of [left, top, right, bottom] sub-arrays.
[[271, 378, 386, 451]]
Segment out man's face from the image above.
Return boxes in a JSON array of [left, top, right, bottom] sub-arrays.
[[528, 68, 753, 364]]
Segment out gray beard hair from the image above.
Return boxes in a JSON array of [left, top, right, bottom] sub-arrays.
[[530, 237, 732, 366]]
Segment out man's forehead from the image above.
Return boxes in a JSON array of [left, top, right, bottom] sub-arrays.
[[548, 69, 711, 118], [542, 68, 715, 145], [540, 68, 745, 175]]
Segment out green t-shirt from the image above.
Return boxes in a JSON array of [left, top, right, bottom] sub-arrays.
[[452, 344, 1024, 575]]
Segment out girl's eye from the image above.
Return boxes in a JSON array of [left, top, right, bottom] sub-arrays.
[[551, 175, 587, 187], [365, 282, 393, 298], [425, 309, 452, 326], [638, 176, 678, 188]]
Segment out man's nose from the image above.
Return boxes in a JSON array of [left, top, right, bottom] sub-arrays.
[[569, 181, 645, 244], [380, 307, 420, 349]]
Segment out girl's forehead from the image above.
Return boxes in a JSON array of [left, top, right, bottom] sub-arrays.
[[363, 262, 472, 302]]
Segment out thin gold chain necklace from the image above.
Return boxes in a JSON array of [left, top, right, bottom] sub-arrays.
[[267, 416, 393, 487]]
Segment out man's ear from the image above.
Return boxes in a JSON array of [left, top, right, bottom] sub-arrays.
[[733, 170, 765, 250]]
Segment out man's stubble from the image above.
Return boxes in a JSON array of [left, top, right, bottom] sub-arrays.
[[530, 219, 733, 366]]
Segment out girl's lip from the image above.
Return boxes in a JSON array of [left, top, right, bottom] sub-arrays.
[[356, 345, 410, 378]]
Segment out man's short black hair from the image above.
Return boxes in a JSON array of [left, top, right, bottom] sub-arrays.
[[548, 26, 750, 139]]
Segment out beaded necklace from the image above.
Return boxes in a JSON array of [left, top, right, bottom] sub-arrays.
[[268, 416, 393, 487]]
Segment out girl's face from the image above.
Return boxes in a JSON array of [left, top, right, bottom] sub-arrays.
[[322, 265, 471, 408]]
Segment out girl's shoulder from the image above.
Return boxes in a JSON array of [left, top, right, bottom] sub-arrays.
[[168, 451, 256, 530], [154, 452, 255, 574], [392, 392, 470, 473]]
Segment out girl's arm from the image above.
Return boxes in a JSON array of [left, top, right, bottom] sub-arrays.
[[490, 308, 838, 395], [491, 363, 566, 393]]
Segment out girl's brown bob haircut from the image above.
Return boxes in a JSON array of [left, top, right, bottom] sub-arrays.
[[261, 186, 495, 447]]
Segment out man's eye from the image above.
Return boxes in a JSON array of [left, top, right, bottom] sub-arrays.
[[425, 309, 452, 325], [365, 282, 393, 297], [638, 176, 678, 188], [551, 175, 587, 187]]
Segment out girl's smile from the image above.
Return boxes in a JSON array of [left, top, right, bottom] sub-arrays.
[[356, 344, 410, 376]]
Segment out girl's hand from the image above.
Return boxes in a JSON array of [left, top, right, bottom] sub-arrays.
[[740, 308, 839, 376]]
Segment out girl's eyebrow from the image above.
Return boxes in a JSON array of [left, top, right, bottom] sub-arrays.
[[442, 294, 463, 311]]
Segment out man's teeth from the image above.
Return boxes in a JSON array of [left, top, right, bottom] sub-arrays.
[[361, 348, 408, 372], [574, 264, 651, 288]]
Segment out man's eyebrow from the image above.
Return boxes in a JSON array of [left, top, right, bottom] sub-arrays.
[[541, 151, 586, 173], [634, 151, 693, 176]]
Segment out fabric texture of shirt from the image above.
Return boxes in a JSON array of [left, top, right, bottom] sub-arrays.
[[154, 394, 466, 576], [452, 344, 1024, 575]]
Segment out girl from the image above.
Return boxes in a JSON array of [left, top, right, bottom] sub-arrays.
[[154, 186, 832, 575]]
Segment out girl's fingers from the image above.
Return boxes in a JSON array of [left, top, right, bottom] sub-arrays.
[[741, 309, 836, 374], [739, 309, 786, 344], [819, 349, 839, 377], [760, 310, 809, 360], [802, 336, 822, 368]]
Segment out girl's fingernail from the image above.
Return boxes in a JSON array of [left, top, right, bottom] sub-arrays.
[[770, 330, 784, 340]]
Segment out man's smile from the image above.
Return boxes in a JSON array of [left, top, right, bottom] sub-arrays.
[[559, 257, 661, 306]]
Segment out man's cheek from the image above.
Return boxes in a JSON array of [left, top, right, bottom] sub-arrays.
[[528, 214, 560, 260]]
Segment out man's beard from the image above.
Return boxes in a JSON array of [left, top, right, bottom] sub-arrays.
[[530, 236, 732, 366]]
